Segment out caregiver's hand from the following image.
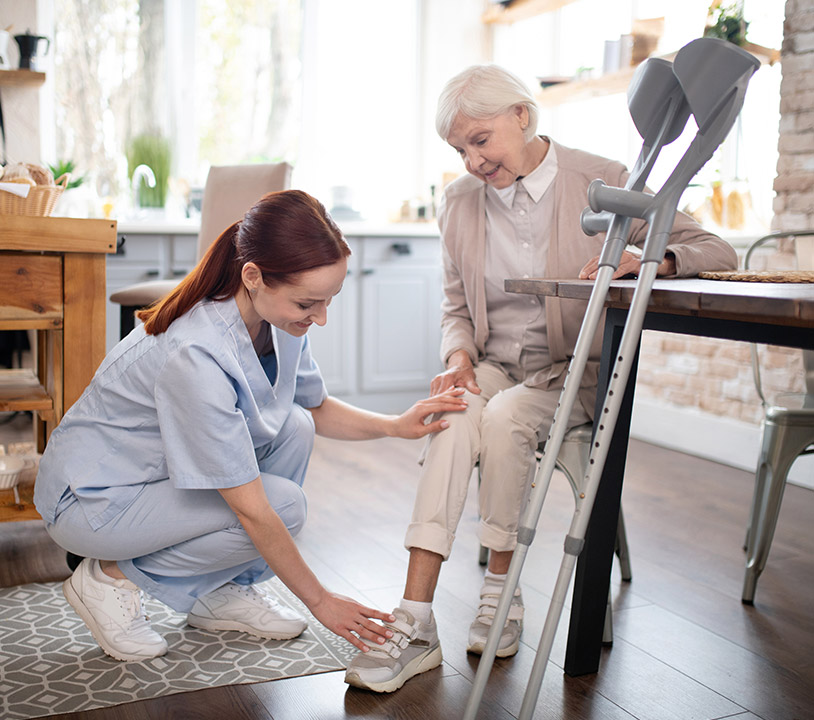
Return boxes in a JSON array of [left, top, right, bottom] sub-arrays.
[[390, 386, 467, 438], [309, 592, 395, 652]]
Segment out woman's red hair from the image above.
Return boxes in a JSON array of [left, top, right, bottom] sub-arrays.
[[138, 189, 350, 335]]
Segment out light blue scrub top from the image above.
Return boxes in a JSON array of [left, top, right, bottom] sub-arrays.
[[34, 296, 328, 530]]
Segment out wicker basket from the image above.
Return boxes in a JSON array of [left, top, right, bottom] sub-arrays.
[[0, 173, 69, 217]]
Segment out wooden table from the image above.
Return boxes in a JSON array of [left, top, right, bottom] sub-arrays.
[[0, 215, 117, 521], [505, 277, 814, 677]]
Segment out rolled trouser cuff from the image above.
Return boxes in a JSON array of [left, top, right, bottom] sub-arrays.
[[478, 520, 518, 554], [404, 522, 455, 560]]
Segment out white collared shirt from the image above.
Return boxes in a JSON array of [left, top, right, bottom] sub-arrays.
[[483, 138, 558, 380]]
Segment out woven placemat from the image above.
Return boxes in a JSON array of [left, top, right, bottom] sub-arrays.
[[698, 269, 814, 283]]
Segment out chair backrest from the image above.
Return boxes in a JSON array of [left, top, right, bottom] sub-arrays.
[[196, 162, 292, 261], [795, 234, 814, 395], [746, 231, 814, 400]]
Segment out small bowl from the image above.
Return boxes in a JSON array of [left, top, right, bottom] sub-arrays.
[[0, 455, 26, 490]]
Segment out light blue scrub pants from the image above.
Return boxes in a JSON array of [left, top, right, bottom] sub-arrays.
[[46, 406, 313, 612]]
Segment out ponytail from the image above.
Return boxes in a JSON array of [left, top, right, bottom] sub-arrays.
[[137, 189, 349, 335], [138, 222, 242, 335]]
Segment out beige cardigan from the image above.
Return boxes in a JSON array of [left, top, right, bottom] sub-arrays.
[[437, 139, 738, 418]]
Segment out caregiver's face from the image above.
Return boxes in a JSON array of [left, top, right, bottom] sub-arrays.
[[446, 105, 531, 189], [259, 259, 347, 336]]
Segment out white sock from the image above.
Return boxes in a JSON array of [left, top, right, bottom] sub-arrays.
[[399, 598, 432, 624], [484, 569, 507, 585]]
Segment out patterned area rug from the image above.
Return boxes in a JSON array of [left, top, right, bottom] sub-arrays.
[[0, 578, 357, 719]]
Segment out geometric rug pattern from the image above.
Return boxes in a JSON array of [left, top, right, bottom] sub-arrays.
[[0, 578, 357, 720]]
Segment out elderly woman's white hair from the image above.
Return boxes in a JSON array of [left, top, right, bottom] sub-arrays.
[[435, 64, 539, 143]]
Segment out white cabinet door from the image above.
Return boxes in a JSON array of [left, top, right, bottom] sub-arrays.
[[306, 243, 358, 396], [306, 270, 356, 396], [359, 238, 443, 393]]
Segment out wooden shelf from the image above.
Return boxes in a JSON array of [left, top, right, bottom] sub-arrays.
[[0, 369, 54, 417], [0, 480, 41, 522], [482, 0, 578, 24], [0, 69, 46, 87], [536, 44, 779, 107], [537, 65, 640, 106]]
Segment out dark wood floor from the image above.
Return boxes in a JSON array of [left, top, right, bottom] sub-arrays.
[[2, 412, 813, 720]]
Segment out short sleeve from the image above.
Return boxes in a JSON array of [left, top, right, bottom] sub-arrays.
[[154, 343, 259, 489], [294, 335, 329, 408]]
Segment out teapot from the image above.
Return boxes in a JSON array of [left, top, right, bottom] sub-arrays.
[[14, 31, 50, 70]]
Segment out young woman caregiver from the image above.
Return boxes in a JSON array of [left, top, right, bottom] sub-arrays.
[[34, 189, 467, 662]]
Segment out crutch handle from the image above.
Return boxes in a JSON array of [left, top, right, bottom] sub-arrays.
[[580, 208, 612, 236], [588, 179, 653, 219]]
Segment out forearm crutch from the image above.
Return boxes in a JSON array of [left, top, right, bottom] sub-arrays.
[[464, 38, 760, 720]]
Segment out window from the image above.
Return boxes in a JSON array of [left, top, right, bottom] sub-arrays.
[[53, 0, 301, 215]]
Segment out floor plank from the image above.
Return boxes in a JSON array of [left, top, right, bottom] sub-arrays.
[[2, 424, 813, 720]]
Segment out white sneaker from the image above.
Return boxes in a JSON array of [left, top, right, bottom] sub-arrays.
[[467, 581, 524, 658], [344, 608, 443, 693], [187, 582, 307, 640], [62, 558, 168, 662]]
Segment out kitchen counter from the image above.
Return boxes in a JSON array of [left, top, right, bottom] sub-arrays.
[[115, 218, 440, 238]]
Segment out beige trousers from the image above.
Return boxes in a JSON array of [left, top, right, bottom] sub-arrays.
[[404, 360, 591, 559]]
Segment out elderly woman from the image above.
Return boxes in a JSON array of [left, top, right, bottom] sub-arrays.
[[344, 64, 736, 693]]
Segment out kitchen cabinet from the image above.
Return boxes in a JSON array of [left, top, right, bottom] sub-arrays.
[[0, 215, 116, 521], [307, 229, 444, 413]]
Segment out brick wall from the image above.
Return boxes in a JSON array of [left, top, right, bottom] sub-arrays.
[[635, 0, 809, 423]]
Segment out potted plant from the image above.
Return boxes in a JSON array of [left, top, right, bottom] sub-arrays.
[[704, 1, 748, 46], [125, 133, 171, 208], [48, 160, 86, 189]]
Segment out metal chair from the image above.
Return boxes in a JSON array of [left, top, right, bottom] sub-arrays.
[[477, 422, 632, 642], [110, 162, 292, 338], [742, 231, 814, 604]]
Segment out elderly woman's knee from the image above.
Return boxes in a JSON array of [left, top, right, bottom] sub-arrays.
[[481, 392, 521, 430]]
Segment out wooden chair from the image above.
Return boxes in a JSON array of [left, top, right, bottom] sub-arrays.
[[742, 231, 814, 604], [110, 162, 292, 338], [478, 422, 632, 642]]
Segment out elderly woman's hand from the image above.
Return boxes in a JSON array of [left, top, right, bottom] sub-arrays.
[[430, 350, 480, 396], [578, 250, 676, 280]]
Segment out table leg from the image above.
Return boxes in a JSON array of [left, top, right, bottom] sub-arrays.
[[63, 253, 107, 410], [565, 308, 639, 676]]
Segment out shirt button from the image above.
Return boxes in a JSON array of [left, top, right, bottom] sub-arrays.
[[523, 274, 529, 278], [522, 242, 529, 248], [519, 210, 526, 216], [515, 342, 521, 348]]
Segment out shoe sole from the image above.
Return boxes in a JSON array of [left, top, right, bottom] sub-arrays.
[[344, 644, 443, 693], [186, 613, 306, 640], [62, 577, 168, 662], [466, 638, 520, 658]]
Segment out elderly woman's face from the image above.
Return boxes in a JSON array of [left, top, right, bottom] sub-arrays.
[[447, 105, 533, 189]]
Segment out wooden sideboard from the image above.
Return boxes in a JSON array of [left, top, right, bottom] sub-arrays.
[[0, 215, 117, 521]]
